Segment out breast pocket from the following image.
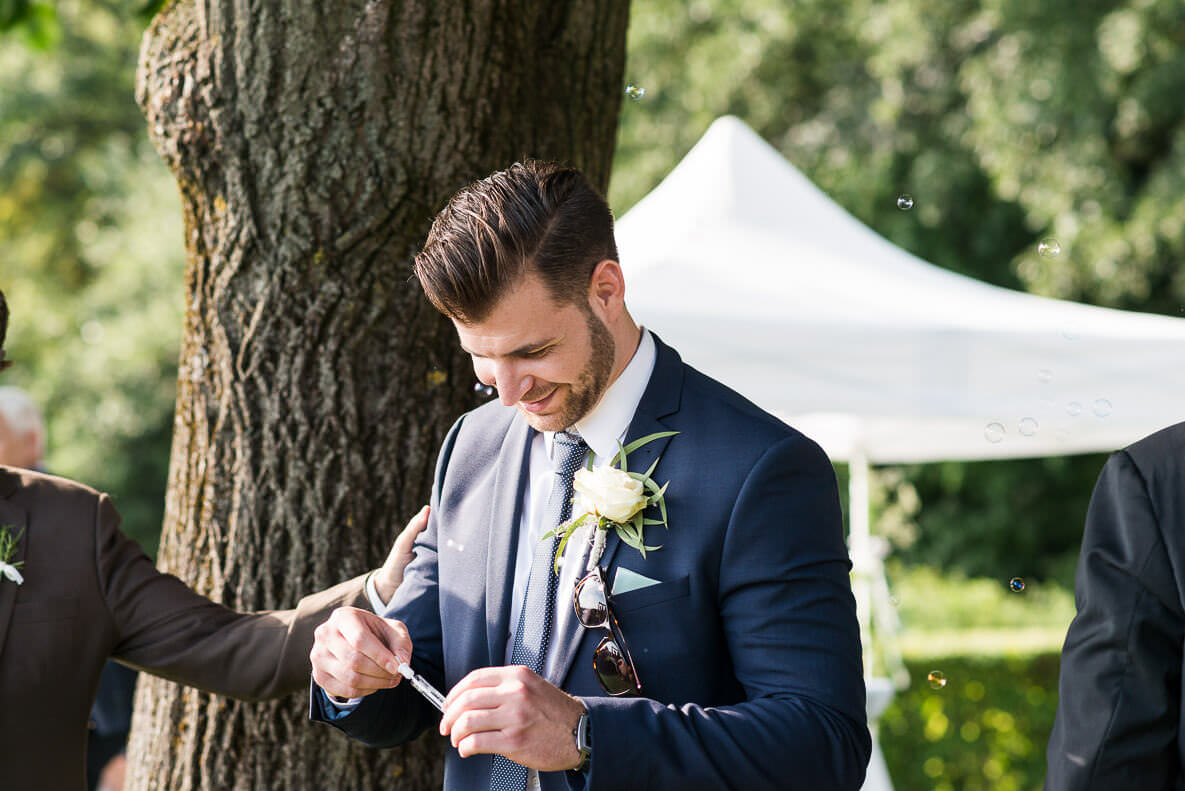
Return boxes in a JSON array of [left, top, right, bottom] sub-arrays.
[[611, 575, 690, 613], [11, 596, 79, 625]]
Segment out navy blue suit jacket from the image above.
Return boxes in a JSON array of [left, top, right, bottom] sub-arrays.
[[312, 336, 870, 790]]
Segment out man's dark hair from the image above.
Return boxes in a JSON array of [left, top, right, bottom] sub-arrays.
[[413, 161, 618, 323], [0, 288, 10, 371]]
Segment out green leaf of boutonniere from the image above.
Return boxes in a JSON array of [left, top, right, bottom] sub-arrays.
[[0, 524, 25, 585]]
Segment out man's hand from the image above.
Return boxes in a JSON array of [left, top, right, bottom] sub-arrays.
[[373, 505, 431, 604], [97, 753, 127, 791], [310, 606, 413, 700], [438, 665, 586, 771]]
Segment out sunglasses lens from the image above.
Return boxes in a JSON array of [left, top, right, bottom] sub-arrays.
[[593, 637, 638, 696], [574, 573, 608, 627]]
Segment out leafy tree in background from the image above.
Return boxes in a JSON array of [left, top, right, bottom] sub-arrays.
[[0, 0, 183, 554], [614, 0, 1185, 586]]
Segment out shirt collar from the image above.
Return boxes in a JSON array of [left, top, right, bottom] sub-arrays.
[[544, 328, 657, 465]]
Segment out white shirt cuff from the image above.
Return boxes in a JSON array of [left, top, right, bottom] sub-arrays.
[[365, 572, 397, 616], [327, 691, 364, 712]]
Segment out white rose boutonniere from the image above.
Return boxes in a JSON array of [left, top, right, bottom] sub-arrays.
[[573, 465, 648, 523], [0, 524, 24, 586], [545, 431, 678, 573]]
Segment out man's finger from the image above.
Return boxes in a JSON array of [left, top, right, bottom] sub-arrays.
[[456, 730, 503, 760], [448, 707, 505, 750], [313, 661, 395, 700], [331, 608, 412, 672], [395, 505, 430, 552], [443, 665, 529, 709], [312, 631, 401, 697], [338, 614, 409, 676], [325, 632, 399, 682], [439, 684, 506, 736]]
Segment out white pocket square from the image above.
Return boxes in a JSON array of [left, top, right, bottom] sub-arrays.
[[611, 567, 661, 595]]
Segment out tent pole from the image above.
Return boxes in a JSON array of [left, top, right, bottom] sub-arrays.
[[850, 449, 898, 791]]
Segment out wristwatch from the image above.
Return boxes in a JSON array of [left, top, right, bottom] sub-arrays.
[[573, 709, 592, 771]]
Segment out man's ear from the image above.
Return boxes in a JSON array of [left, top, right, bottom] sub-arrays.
[[587, 259, 626, 318]]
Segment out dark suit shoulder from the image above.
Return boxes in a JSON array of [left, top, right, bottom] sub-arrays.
[[1119, 421, 1185, 527], [1123, 421, 1185, 475], [1, 465, 105, 513], [678, 362, 823, 463]]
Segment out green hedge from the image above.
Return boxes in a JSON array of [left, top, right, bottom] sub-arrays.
[[879, 653, 1060, 791]]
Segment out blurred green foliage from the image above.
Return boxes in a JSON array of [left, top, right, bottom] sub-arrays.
[[891, 563, 1075, 634], [616, 0, 1185, 585], [0, 1, 183, 554], [880, 653, 1061, 791]]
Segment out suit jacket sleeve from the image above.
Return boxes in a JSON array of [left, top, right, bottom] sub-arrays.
[[579, 434, 870, 791], [1045, 450, 1184, 789], [308, 417, 464, 745], [98, 494, 370, 702]]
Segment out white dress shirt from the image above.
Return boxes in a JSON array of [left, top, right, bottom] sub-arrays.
[[505, 327, 656, 663]]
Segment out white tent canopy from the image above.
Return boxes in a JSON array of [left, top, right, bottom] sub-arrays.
[[615, 116, 1185, 465]]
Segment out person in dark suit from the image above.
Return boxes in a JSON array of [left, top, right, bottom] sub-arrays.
[[308, 161, 870, 790], [1046, 420, 1185, 789], [0, 287, 426, 790], [86, 660, 137, 790]]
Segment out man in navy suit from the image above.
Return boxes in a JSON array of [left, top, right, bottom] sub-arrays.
[[309, 161, 870, 790]]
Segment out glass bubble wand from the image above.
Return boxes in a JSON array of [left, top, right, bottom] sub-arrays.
[[398, 661, 447, 712]]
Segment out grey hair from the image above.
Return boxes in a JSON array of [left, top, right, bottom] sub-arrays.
[[0, 386, 45, 442]]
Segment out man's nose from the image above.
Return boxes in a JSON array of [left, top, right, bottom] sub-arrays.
[[494, 364, 532, 406]]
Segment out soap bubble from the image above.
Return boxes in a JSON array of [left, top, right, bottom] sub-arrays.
[[473, 382, 496, 398], [984, 422, 1005, 443], [1019, 417, 1039, 437], [1009, 577, 1026, 593], [928, 670, 947, 690], [1066, 401, 1084, 417], [624, 85, 646, 100], [1038, 238, 1061, 257], [896, 194, 915, 211], [1093, 399, 1112, 418]]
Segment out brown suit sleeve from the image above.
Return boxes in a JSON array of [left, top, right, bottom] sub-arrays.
[[97, 494, 369, 701]]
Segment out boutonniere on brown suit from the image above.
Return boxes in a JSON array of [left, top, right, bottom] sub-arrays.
[[0, 524, 24, 585]]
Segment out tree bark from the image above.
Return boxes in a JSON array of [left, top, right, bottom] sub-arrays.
[[124, 2, 629, 788]]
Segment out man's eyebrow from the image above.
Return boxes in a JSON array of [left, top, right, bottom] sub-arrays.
[[460, 338, 558, 358]]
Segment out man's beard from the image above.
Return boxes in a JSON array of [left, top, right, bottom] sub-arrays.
[[520, 309, 615, 432]]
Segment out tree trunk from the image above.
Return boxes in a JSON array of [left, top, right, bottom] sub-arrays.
[[124, 2, 629, 788]]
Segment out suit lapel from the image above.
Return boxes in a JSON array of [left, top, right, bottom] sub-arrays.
[[553, 335, 684, 689], [0, 474, 29, 660], [484, 418, 535, 667]]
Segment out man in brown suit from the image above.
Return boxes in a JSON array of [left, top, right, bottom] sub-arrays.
[[0, 287, 425, 788]]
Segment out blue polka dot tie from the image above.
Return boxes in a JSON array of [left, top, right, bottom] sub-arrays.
[[489, 430, 589, 791]]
